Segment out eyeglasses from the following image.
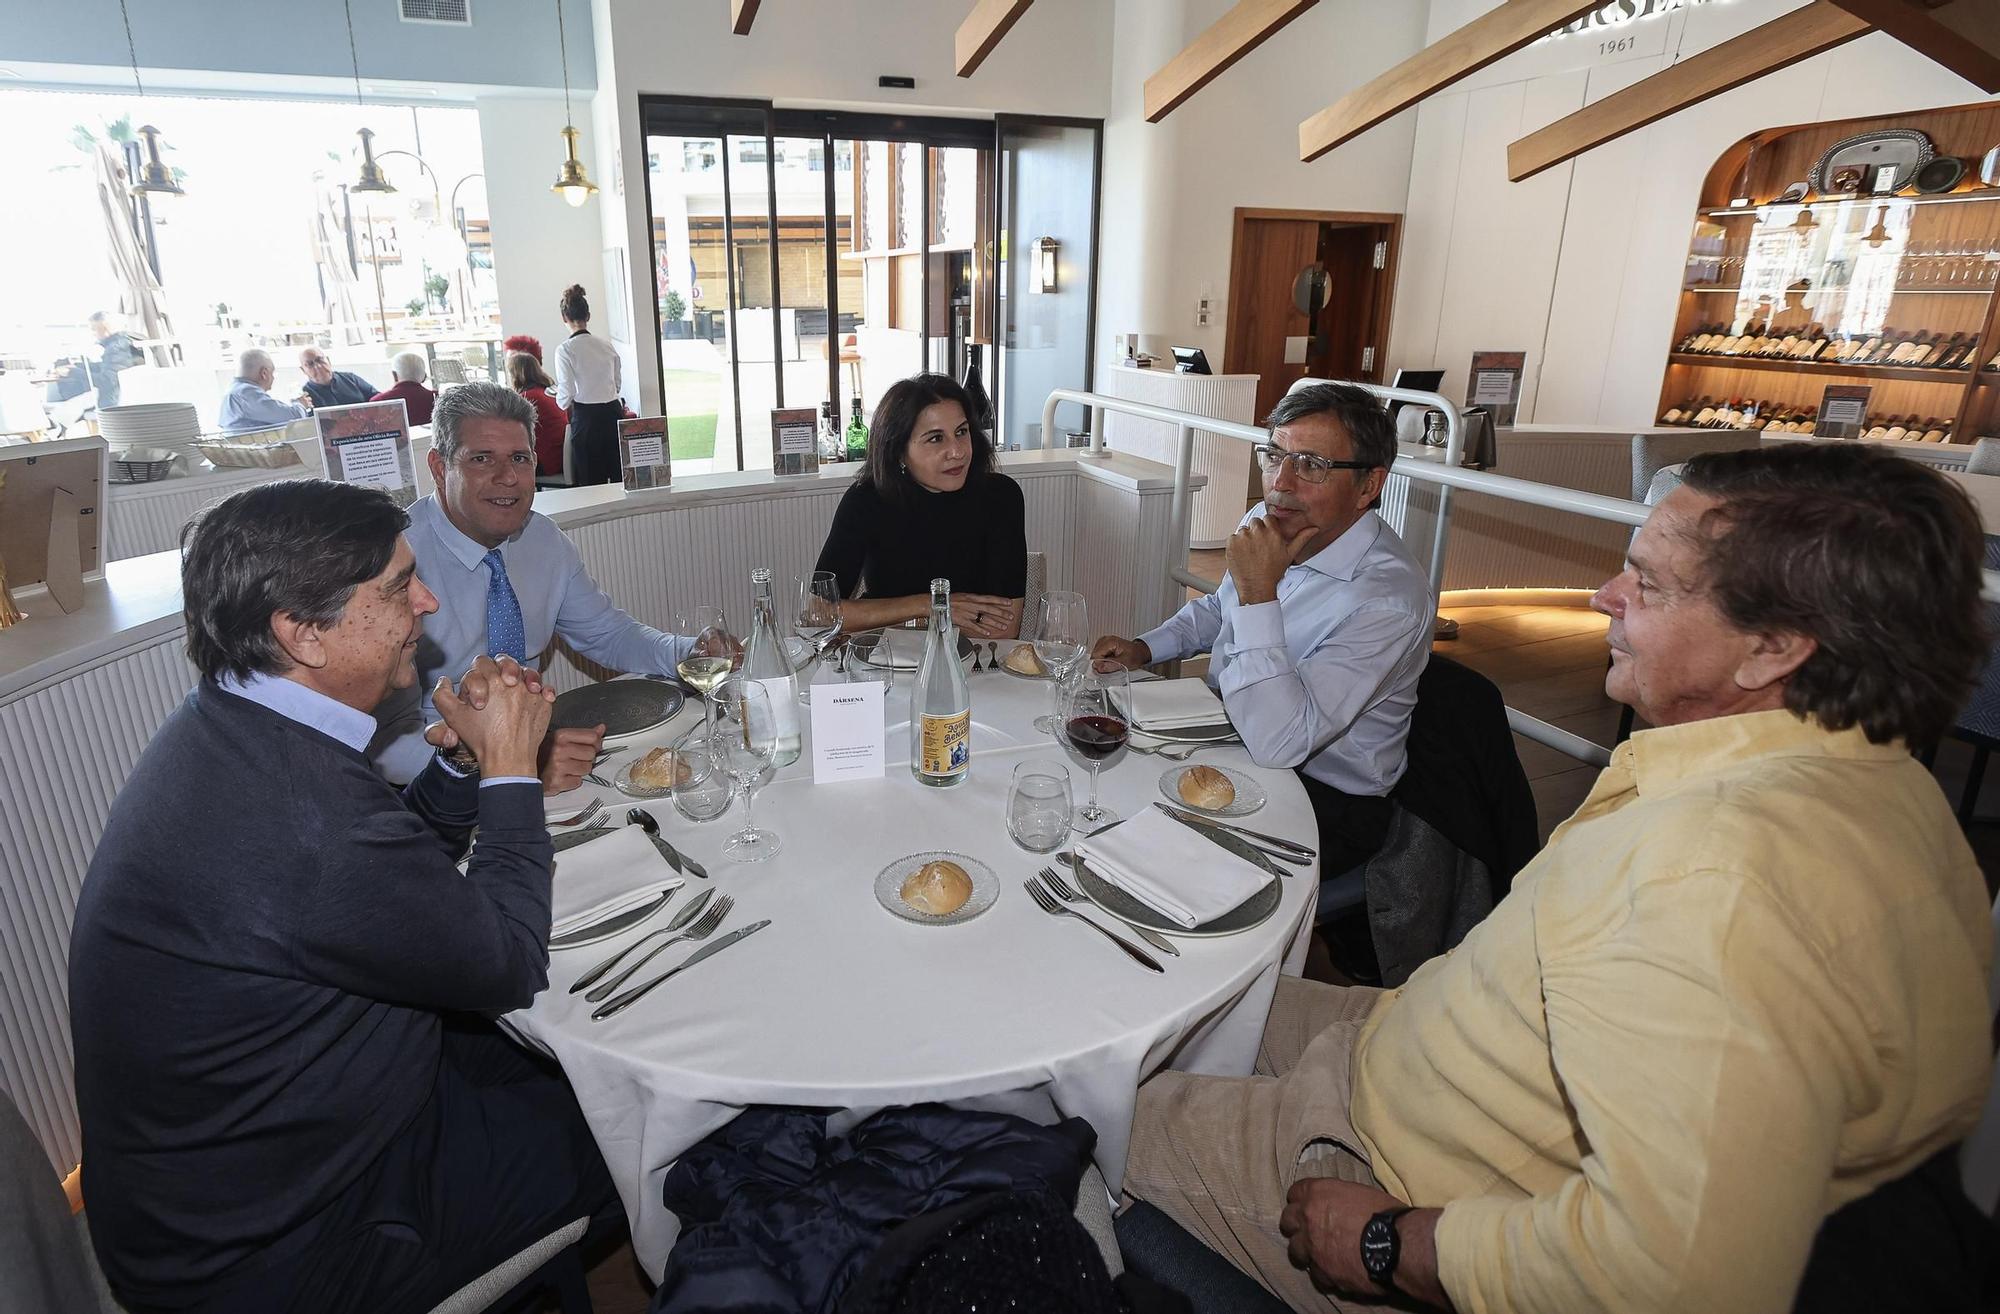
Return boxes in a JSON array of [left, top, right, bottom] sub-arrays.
[[1251, 443, 1376, 485]]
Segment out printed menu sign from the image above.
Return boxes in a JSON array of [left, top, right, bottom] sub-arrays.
[[1814, 385, 1872, 440], [771, 407, 819, 477], [809, 679, 885, 783], [316, 400, 417, 508], [1466, 351, 1526, 426], [620, 416, 672, 492]]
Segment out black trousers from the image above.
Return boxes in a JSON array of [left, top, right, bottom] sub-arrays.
[[568, 400, 624, 487], [1296, 771, 1394, 877], [193, 1018, 621, 1314]]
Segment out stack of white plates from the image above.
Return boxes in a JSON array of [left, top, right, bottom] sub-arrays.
[[100, 403, 201, 450]]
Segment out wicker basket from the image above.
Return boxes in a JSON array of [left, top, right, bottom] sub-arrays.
[[194, 440, 303, 470], [109, 448, 179, 484]]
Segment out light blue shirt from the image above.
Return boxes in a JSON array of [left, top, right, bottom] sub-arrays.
[[222, 670, 535, 788], [1138, 507, 1433, 797], [218, 378, 308, 434], [370, 494, 692, 782]]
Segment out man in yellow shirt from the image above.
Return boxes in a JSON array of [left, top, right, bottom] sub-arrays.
[[1124, 443, 1994, 1312]]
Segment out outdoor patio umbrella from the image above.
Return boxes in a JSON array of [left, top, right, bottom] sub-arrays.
[[93, 141, 175, 365], [311, 185, 367, 346]]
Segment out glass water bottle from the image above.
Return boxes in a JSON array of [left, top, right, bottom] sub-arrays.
[[743, 567, 803, 767], [911, 579, 971, 788]]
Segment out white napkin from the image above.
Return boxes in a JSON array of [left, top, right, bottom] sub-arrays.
[[1076, 806, 1268, 928], [1129, 678, 1227, 731], [548, 826, 683, 934]]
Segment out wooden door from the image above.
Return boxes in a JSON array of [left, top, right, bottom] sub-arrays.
[[1224, 208, 1401, 424]]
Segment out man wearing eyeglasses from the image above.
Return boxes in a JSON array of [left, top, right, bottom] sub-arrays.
[[1092, 382, 1432, 872], [299, 347, 378, 409], [369, 382, 695, 791]]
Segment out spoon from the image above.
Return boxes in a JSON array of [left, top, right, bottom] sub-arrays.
[[628, 807, 711, 881]]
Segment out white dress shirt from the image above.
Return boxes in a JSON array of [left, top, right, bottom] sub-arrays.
[[554, 330, 621, 409], [218, 378, 308, 434], [1137, 507, 1432, 796], [369, 495, 691, 782]]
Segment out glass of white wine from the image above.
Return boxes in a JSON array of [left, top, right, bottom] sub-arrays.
[[675, 605, 739, 739]]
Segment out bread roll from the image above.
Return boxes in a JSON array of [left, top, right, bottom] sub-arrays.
[[1003, 644, 1047, 676], [1177, 765, 1235, 810], [629, 747, 692, 790], [900, 860, 974, 916]]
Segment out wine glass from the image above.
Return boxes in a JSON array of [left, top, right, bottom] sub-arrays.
[[711, 676, 781, 862], [1060, 663, 1129, 830], [794, 571, 843, 692], [1031, 590, 1088, 736], [675, 605, 739, 738]]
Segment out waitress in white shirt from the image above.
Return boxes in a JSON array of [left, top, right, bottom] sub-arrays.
[[553, 283, 624, 485]]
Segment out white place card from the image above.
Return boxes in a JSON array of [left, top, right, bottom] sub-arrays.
[[809, 680, 885, 784]]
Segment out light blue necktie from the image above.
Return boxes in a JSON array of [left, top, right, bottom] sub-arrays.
[[483, 549, 526, 662]]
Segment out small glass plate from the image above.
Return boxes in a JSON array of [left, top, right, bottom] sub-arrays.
[[993, 643, 1055, 680], [1156, 765, 1266, 817], [874, 850, 1000, 926], [614, 756, 682, 800]]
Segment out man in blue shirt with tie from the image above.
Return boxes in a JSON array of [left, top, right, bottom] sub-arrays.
[[370, 381, 693, 788]]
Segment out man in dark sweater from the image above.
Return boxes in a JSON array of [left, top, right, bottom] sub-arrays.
[[69, 479, 616, 1313]]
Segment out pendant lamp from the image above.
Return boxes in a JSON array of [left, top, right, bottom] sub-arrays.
[[551, 0, 599, 207]]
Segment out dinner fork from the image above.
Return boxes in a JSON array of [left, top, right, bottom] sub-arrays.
[[1128, 740, 1198, 761], [584, 771, 614, 788], [579, 894, 734, 1002], [1023, 878, 1163, 973], [550, 799, 606, 829], [1040, 865, 1179, 958]]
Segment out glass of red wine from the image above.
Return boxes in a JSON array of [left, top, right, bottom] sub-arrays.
[[1061, 662, 1129, 829]]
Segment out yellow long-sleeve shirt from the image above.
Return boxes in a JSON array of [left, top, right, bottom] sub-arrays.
[[1348, 709, 1992, 1314]]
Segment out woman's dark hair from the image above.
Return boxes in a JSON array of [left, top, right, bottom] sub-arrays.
[[860, 372, 993, 507], [181, 480, 408, 682], [1677, 443, 1987, 747], [559, 284, 591, 324]]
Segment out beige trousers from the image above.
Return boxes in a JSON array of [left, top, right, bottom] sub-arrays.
[[1125, 977, 1397, 1313]]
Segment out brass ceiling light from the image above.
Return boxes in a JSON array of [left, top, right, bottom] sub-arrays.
[[343, 0, 396, 197], [119, 0, 182, 196], [550, 0, 599, 207]]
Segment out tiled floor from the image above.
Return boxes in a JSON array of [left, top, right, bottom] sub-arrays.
[[548, 594, 2000, 1309]]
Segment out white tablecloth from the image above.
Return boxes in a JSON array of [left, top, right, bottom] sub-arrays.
[[507, 668, 1317, 1279]]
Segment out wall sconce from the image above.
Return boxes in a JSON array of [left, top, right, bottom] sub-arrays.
[[1035, 236, 1059, 294]]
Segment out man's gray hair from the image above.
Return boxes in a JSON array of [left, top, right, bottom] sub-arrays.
[[392, 351, 426, 383], [1263, 382, 1397, 473], [431, 380, 537, 461], [237, 348, 272, 380]]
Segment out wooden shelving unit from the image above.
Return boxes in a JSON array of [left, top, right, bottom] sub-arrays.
[[1660, 102, 2000, 443]]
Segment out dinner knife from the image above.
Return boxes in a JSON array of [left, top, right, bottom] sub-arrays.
[[548, 889, 675, 951], [590, 920, 772, 1020], [1156, 807, 1293, 880], [1154, 804, 1318, 858]]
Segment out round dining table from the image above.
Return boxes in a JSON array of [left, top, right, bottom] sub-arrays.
[[505, 660, 1320, 1278]]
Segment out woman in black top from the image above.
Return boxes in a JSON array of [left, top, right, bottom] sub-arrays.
[[815, 373, 1027, 639]]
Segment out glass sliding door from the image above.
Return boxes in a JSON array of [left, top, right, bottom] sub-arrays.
[[995, 117, 1100, 450], [642, 99, 1086, 470]]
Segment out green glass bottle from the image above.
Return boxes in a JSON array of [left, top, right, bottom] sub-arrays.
[[844, 395, 869, 461]]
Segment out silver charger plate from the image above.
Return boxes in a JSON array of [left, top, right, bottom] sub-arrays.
[[552, 826, 619, 853], [548, 887, 678, 949], [1074, 862, 1280, 938], [874, 850, 1000, 926], [1129, 720, 1240, 744], [552, 679, 685, 740], [1156, 765, 1267, 817]]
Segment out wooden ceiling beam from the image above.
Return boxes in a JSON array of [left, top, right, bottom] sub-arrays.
[[1298, 0, 1605, 163], [1144, 0, 1322, 123], [956, 0, 1036, 78], [731, 0, 760, 36], [1507, 2, 1872, 183], [1825, 0, 2000, 91]]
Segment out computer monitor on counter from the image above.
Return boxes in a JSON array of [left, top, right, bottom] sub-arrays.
[[1170, 346, 1212, 376]]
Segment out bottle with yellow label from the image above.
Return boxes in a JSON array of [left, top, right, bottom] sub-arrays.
[[911, 578, 970, 787]]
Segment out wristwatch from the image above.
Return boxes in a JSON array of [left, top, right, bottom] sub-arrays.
[[1360, 1205, 1414, 1290], [439, 743, 481, 778]]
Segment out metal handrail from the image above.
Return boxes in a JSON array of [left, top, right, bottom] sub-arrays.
[[1037, 385, 2000, 772]]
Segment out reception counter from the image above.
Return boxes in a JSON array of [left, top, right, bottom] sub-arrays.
[[0, 447, 1202, 1173]]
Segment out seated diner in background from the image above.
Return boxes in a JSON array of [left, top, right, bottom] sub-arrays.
[[369, 381, 694, 792], [216, 347, 309, 434], [814, 372, 1027, 641], [1093, 382, 1431, 873], [67, 479, 617, 1313], [299, 346, 377, 409], [370, 350, 437, 425], [1123, 442, 1995, 1313], [509, 348, 569, 477]]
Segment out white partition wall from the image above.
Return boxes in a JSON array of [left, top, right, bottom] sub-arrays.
[[1102, 366, 1258, 549]]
